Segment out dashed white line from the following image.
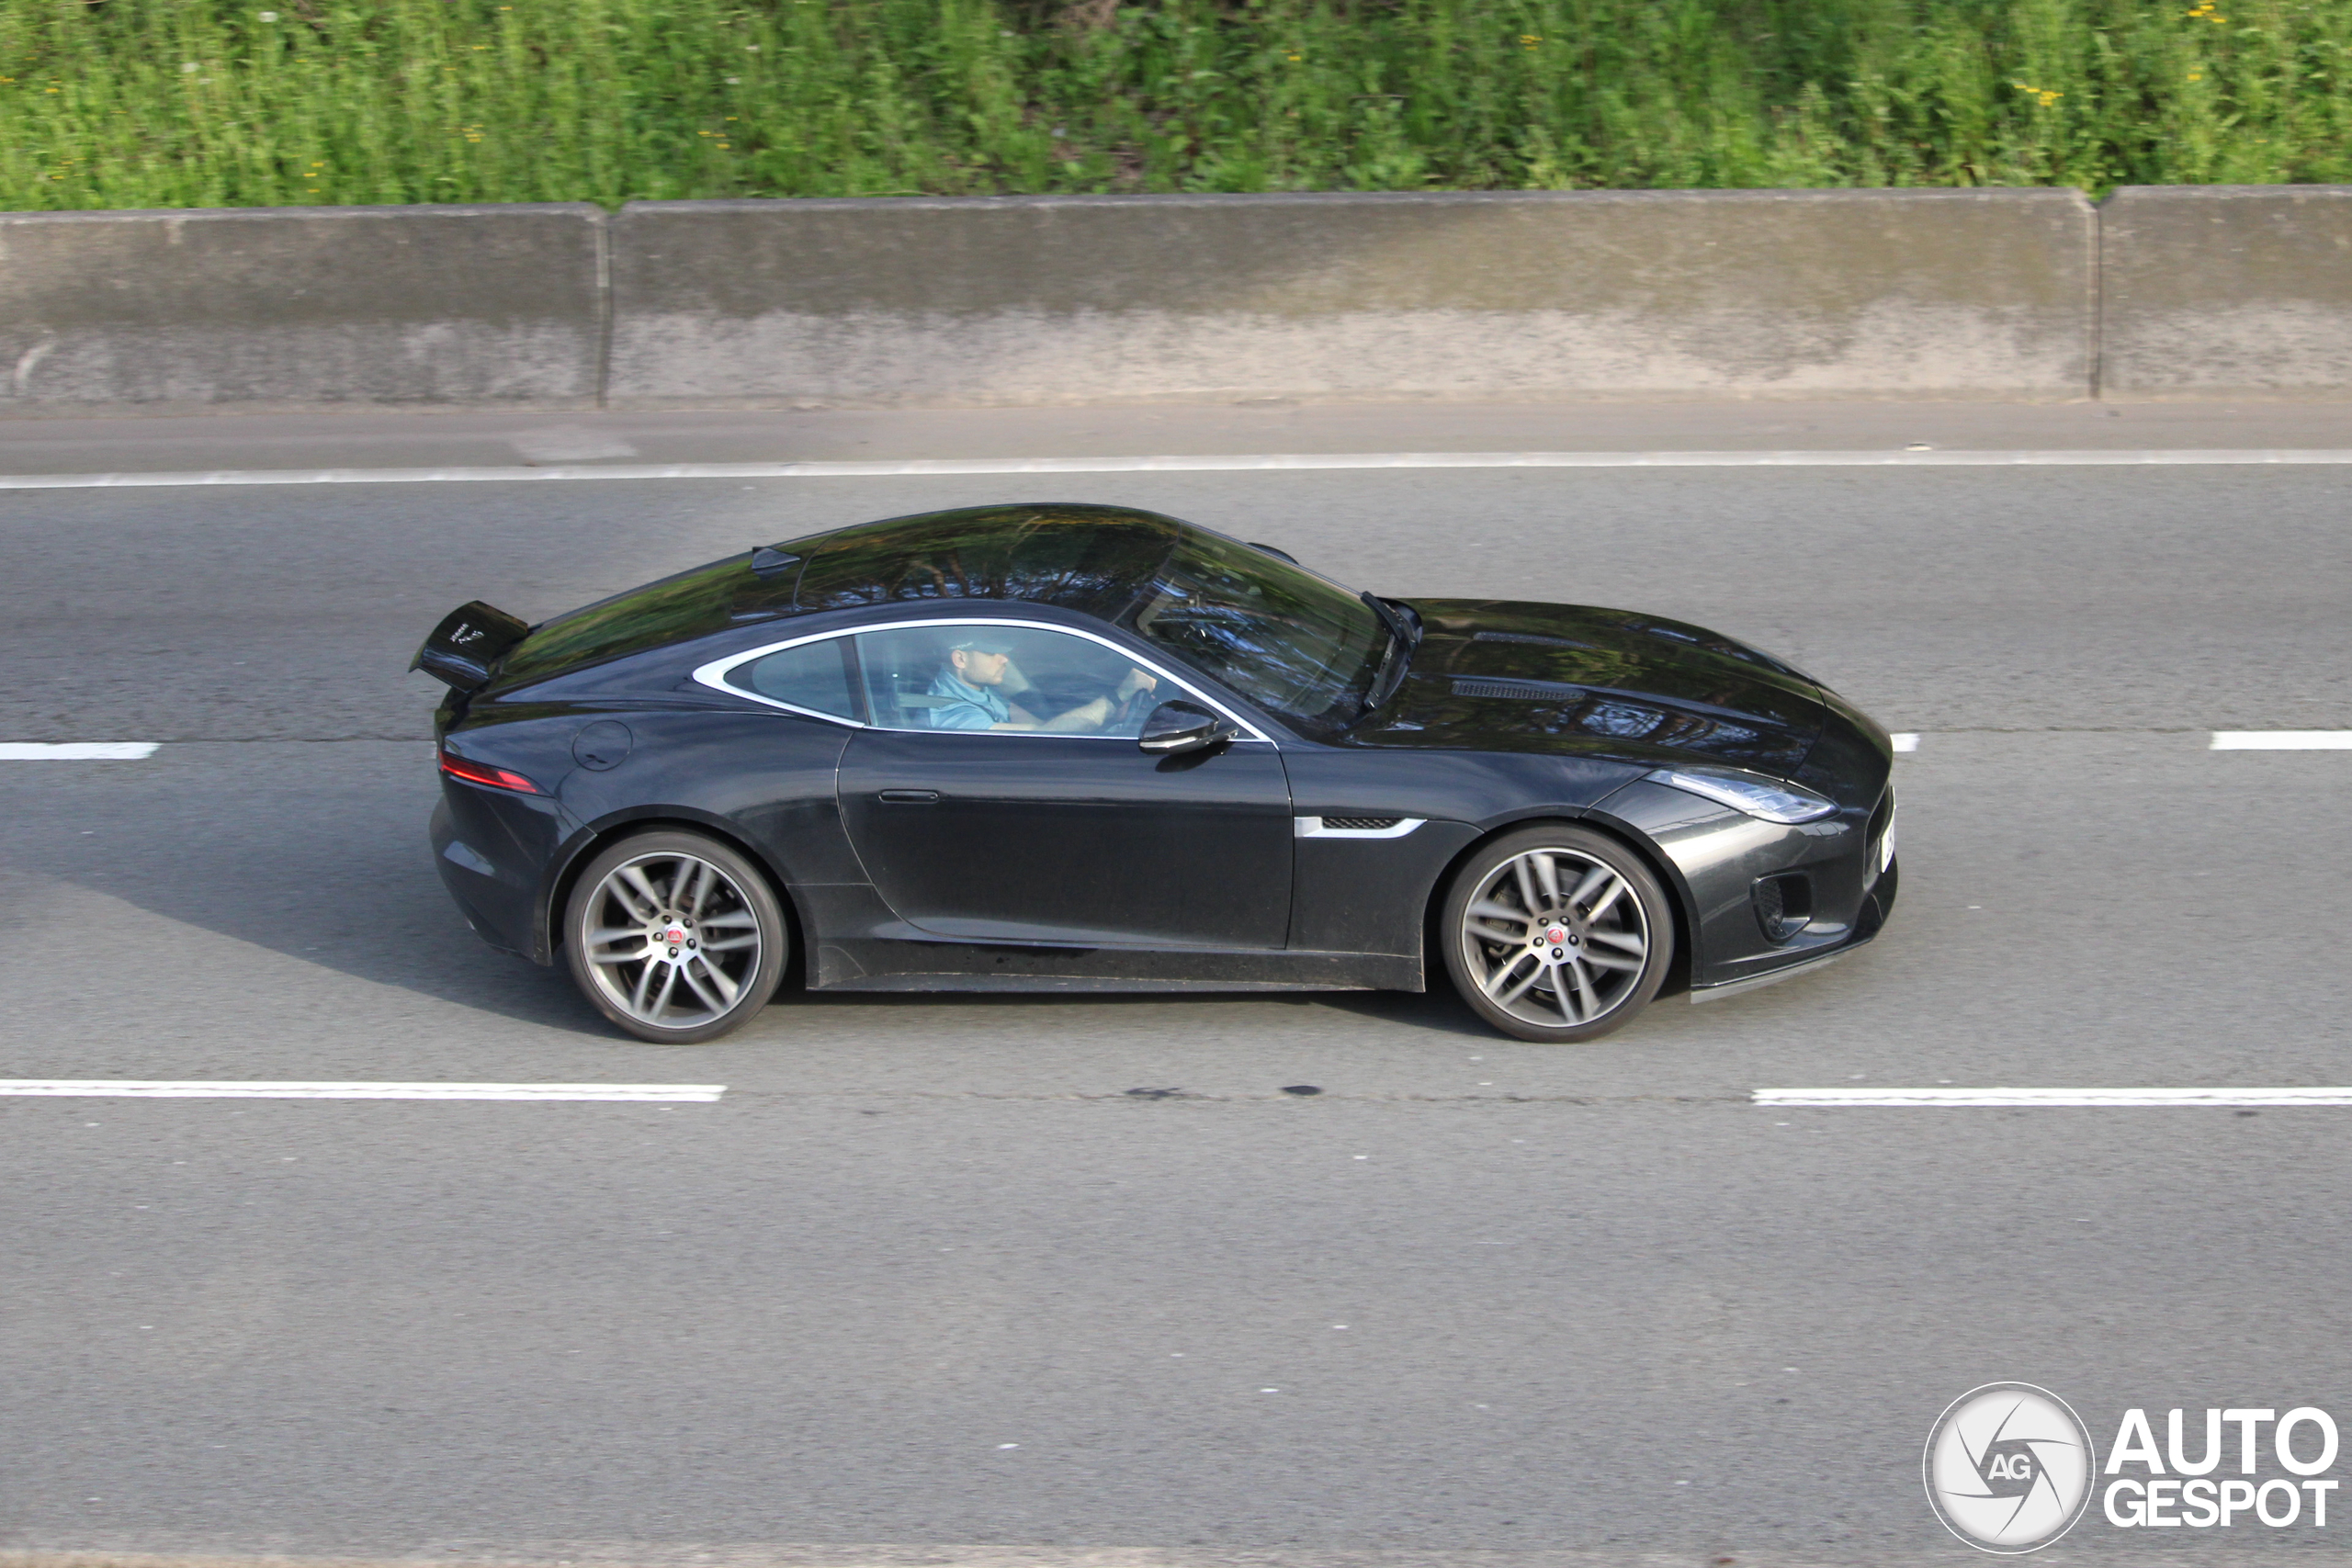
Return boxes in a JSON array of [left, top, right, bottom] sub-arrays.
[[2211, 731, 2352, 750], [0, 1081, 725, 1102], [1890, 732, 1920, 752], [0, 742, 159, 760], [1758, 1087, 2352, 1108], [4, 448, 2352, 490]]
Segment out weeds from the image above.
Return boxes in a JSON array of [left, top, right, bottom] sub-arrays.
[[6, 0, 2349, 209]]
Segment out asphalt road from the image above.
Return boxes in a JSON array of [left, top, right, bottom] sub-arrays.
[[3, 423, 2351, 1568]]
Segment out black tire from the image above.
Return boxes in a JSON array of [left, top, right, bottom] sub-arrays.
[[561, 829, 789, 1043], [1440, 824, 1672, 1043]]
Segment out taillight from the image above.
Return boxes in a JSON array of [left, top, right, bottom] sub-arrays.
[[439, 750, 542, 795]]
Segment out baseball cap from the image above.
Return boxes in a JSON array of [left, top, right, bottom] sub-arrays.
[[949, 633, 1015, 654]]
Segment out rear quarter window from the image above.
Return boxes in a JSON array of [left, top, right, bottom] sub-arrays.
[[727, 637, 862, 721]]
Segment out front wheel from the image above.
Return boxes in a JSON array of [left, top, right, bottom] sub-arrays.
[[1440, 825, 1671, 1043], [562, 830, 788, 1043]]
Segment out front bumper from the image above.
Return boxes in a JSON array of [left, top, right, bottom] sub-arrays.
[[1594, 777, 1898, 993], [1691, 855, 1897, 1002]]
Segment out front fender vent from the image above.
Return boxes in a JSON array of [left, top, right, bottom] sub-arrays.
[[1322, 816, 1401, 831], [1452, 677, 1585, 701]]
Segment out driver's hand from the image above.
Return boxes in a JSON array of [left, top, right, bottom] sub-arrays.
[[1118, 668, 1158, 701]]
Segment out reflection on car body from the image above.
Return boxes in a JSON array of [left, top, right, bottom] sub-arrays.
[[413, 503, 1898, 1045]]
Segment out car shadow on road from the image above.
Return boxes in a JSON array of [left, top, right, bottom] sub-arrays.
[[771, 983, 1495, 1040], [5, 749, 1497, 1047], [4, 754, 603, 1035]]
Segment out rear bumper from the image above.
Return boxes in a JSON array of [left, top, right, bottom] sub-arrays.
[[429, 785, 560, 959]]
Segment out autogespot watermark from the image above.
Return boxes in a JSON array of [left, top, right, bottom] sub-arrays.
[[1926, 1385, 2342, 1552], [1925, 1383, 2098, 1552]]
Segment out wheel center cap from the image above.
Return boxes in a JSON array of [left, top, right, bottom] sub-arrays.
[[1544, 925, 1568, 947], [662, 925, 686, 947]]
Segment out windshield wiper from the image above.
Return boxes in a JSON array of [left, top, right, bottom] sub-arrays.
[[1360, 590, 1419, 648], [1359, 591, 1419, 712]]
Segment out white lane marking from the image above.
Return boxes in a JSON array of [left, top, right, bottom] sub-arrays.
[[0, 1081, 725, 1101], [5, 448, 2352, 489], [507, 425, 639, 463], [1758, 1087, 2352, 1107], [2211, 731, 2352, 750], [1890, 732, 1920, 752], [0, 741, 159, 760]]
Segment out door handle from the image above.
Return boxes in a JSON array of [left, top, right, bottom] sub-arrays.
[[877, 788, 941, 804]]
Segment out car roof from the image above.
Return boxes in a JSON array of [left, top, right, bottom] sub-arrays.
[[790, 503, 1183, 617], [494, 503, 1185, 688]]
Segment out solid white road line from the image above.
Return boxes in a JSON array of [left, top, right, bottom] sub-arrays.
[[1758, 1087, 2352, 1108], [1890, 732, 1920, 752], [0, 741, 159, 760], [2211, 731, 2352, 750], [0, 1081, 725, 1101], [6, 448, 2352, 490]]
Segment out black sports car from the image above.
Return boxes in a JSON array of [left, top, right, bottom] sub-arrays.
[[416, 504, 1896, 1044]]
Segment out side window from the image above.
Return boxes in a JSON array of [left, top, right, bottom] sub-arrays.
[[854, 624, 1192, 738], [728, 637, 861, 721]]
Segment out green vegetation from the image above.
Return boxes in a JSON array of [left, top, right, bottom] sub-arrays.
[[6, 0, 2350, 209]]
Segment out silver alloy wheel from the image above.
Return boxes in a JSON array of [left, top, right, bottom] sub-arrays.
[[577, 849, 764, 1030], [1457, 845, 1652, 1030]]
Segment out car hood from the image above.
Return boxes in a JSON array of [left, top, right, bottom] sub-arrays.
[[1340, 599, 1829, 775]]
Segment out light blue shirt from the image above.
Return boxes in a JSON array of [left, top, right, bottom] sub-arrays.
[[926, 670, 1012, 730]]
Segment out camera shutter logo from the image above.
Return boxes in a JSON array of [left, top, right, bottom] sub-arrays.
[[1924, 1382, 2098, 1552]]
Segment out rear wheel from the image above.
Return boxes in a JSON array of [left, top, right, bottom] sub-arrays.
[[562, 830, 787, 1043], [1441, 825, 1670, 1043]]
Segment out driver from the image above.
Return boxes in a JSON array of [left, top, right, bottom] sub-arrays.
[[927, 633, 1158, 733]]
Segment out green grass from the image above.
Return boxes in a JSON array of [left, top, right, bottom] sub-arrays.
[[7, 0, 2351, 210]]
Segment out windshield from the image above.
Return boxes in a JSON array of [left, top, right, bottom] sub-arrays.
[[1122, 531, 1387, 737]]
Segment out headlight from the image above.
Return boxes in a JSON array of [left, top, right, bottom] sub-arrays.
[[1647, 765, 1838, 824]]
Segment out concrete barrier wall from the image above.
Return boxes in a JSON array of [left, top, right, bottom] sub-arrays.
[[0, 203, 605, 413], [2100, 186, 2352, 400], [3, 186, 2350, 413], [606, 189, 2096, 407]]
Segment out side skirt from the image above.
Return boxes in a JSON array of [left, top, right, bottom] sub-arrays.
[[814, 939, 1420, 995], [831, 976, 1380, 995]]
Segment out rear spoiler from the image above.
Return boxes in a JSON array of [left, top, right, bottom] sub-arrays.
[[411, 601, 532, 692]]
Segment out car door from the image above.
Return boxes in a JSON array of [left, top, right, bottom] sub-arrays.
[[836, 619, 1293, 948]]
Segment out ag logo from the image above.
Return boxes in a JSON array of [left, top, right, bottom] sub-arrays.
[[1924, 1382, 2098, 1552]]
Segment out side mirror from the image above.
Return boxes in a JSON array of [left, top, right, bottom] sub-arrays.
[[1138, 699, 1238, 755]]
